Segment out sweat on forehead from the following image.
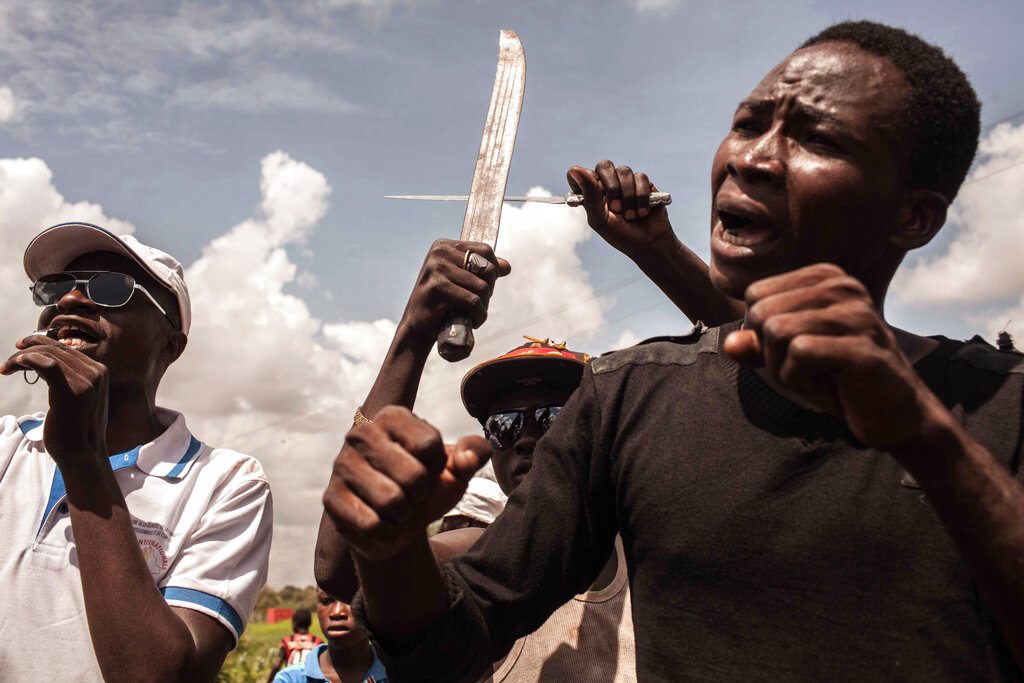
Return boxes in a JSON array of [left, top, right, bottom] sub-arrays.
[[755, 42, 910, 124], [779, 42, 905, 92], [797, 20, 981, 201]]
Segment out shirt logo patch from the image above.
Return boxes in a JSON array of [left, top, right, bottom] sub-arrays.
[[139, 538, 169, 575], [131, 516, 172, 541]]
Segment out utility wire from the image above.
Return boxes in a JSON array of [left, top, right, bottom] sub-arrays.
[[482, 272, 645, 341], [982, 108, 1024, 132], [961, 158, 1024, 188], [414, 299, 675, 399], [219, 274, 653, 447], [219, 111, 1024, 449]]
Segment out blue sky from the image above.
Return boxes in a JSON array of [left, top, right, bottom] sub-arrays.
[[2, 0, 1023, 586]]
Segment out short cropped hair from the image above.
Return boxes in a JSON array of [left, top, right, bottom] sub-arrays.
[[292, 608, 312, 630], [800, 21, 980, 202]]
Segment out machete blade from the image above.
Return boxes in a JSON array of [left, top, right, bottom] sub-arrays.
[[460, 29, 526, 247], [437, 29, 526, 362]]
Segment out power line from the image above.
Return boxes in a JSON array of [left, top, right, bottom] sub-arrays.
[[982, 108, 1024, 132], [414, 299, 675, 400], [216, 111, 1024, 449], [483, 272, 645, 341], [217, 273, 653, 447], [961, 158, 1024, 188]]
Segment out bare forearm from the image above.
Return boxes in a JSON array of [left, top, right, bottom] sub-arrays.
[[894, 416, 1024, 667], [317, 326, 435, 594], [354, 534, 450, 644], [64, 461, 200, 682], [360, 323, 434, 418], [315, 511, 362, 601], [632, 234, 744, 327]]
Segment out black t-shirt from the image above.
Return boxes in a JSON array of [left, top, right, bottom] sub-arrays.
[[358, 322, 1024, 681]]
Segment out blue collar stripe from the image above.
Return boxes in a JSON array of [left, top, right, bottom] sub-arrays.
[[166, 436, 202, 479], [160, 586, 243, 638], [38, 467, 67, 535], [112, 446, 142, 471], [37, 446, 142, 535], [19, 419, 43, 436]]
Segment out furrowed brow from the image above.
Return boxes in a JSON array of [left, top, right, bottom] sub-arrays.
[[735, 98, 773, 116], [791, 103, 850, 131], [735, 98, 851, 132]]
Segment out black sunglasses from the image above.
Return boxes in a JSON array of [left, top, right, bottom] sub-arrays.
[[30, 271, 171, 320], [483, 404, 563, 450]]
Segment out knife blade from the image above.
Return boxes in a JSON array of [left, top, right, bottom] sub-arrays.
[[437, 29, 526, 362], [387, 192, 672, 207]]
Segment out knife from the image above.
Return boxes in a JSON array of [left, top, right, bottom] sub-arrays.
[[387, 192, 672, 207], [436, 30, 526, 362]]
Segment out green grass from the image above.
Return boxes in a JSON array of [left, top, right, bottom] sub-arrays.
[[218, 620, 326, 682]]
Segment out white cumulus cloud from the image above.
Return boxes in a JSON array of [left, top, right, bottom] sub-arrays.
[[892, 122, 1024, 342], [0, 153, 617, 587], [894, 122, 1024, 305]]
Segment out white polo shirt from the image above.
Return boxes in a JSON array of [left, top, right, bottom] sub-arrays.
[[0, 410, 273, 680]]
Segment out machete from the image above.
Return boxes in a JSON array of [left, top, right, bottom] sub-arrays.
[[436, 30, 526, 362]]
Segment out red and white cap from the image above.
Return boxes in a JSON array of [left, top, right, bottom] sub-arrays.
[[460, 336, 591, 420], [23, 222, 192, 335]]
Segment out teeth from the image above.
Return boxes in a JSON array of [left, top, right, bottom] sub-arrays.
[[59, 337, 87, 348], [722, 231, 762, 247]]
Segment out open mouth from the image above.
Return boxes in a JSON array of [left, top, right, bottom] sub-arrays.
[[56, 325, 99, 348], [718, 210, 778, 247]]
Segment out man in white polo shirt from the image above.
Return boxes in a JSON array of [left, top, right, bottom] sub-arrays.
[[0, 222, 273, 681]]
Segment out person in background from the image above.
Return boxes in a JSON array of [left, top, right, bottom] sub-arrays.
[[452, 337, 636, 682], [267, 608, 325, 682], [438, 475, 507, 533], [274, 587, 387, 683]]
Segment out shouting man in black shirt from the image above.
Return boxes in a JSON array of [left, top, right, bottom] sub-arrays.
[[322, 21, 1024, 681]]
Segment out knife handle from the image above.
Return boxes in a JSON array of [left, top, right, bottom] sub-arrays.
[[437, 312, 475, 362], [564, 192, 672, 208]]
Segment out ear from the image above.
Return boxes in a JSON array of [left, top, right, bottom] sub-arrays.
[[888, 189, 948, 251], [162, 331, 188, 366]]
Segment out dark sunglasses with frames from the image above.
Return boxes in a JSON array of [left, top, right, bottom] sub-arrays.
[[483, 404, 563, 451], [30, 271, 175, 327]]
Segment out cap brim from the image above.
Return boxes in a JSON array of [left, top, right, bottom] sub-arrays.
[[24, 223, 154, 282], [460, 354, 585, 420]]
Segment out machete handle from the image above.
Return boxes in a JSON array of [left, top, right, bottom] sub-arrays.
[[564, 192, 672, 208], [437, 312, 475, 362]]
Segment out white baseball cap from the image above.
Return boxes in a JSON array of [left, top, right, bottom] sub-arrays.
[[443, 476, 508, 525], [23, 222, 192, 335]]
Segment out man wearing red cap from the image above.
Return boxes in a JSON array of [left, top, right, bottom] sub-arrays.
[[0, 223, 273, 681], [455, 337, 636, 681], [315, 163, 736, 680]]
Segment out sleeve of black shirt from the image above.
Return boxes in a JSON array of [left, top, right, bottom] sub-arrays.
[[353, 369, 619, 682]]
